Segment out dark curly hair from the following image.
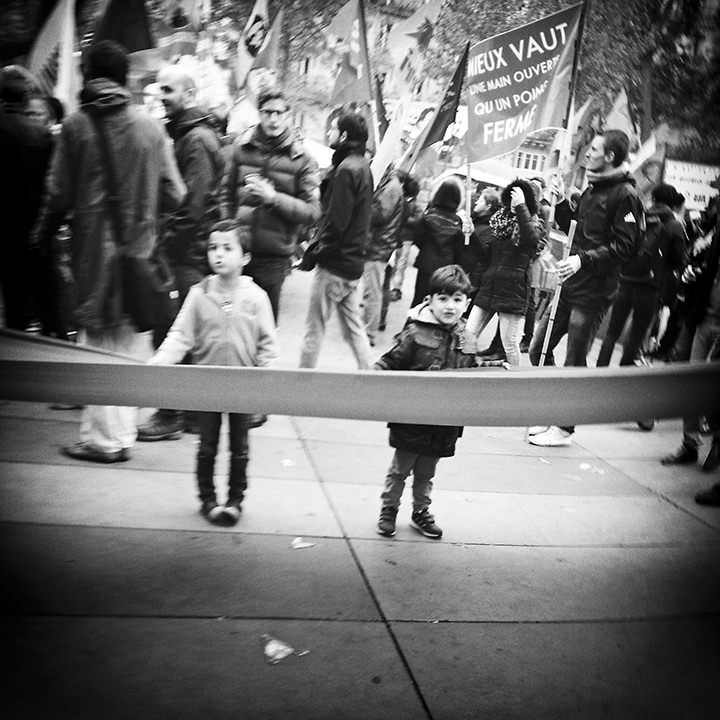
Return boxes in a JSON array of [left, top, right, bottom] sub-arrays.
[[501, 178, 538, 216]]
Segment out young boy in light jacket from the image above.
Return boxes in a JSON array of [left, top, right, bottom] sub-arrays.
[[150, 220, 278, 525]]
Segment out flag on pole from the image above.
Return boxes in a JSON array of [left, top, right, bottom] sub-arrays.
[[371, 95, 412, 186], [93, 0, 154, 52], [375, 74, 389, 140], [28, 0, 81, 113], [398, 43, 469, 173], [384, 0, 443, 93], [252, 9, 284, 74], [604, 86, 641, 151], [422, 42, 469, 149], [236, 0, 270, 88], [630, 133, 666, 201], [465, 3, 584, 163], [326, 0, 373, 106]]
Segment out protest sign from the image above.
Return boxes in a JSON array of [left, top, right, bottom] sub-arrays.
[[466, 3, 584, 163]]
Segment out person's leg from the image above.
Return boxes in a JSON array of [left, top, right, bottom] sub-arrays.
[[411, 271, 429, 307], [335, 275, 373, 369], [245, 256, 288, 322], [410, 454, 440, 514], [498, 312, 524, 367], [521, 288, 536, 350], [390, 241, 411, 296], [619, 286, 660, 366], [529, 293, 571, 367], [196, 411, 221, 507], [464, 305, 494, 352], [596, 285, 632, 367], [557, 303, 607, 436], [378, 449, 416, 536], [299, 267, 335, 368], [362, 260, 385, 345], [410, 454, 442, 538], [78, 321, 151, 454]]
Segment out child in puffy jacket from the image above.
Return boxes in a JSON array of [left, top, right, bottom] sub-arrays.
[[374, 264, 476, 539]]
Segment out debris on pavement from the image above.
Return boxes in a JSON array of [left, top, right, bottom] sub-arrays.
[[290, 536, 316, 549], [579, 462, 605, 474], [261, 634, 296, 664]]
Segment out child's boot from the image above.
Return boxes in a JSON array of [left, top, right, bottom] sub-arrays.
[[377, 507, 398, 537]]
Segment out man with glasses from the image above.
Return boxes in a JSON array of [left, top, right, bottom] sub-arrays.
[[220, 88, 320, 321]]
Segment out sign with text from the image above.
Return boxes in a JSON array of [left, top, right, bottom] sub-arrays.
[[663, 160, 720, 212], [466, 3, 583, 163]]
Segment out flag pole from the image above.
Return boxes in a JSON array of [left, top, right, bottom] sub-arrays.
[[357, 0, 381, 151], [551, 0, 590, 224]]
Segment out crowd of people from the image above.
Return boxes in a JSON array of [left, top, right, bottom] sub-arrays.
[[1, 40, 719, 536]]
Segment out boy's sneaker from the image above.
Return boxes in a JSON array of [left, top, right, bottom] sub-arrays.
[[222, 502, 242, 525], [527, 425, 549, 436], [410, 510, 443, 539], [377, 508, 397, 537], [528, 426, 573, 447], [200, 500, 226, 524]]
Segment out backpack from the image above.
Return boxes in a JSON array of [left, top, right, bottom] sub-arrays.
[[622, 210, 663, 283]]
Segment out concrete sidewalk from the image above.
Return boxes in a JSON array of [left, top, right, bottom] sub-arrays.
[[2, 268, 720, 719]]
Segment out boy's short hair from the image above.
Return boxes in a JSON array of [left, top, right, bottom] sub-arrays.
[[209, 220, 252, 252], [428, 264, 472, 297]]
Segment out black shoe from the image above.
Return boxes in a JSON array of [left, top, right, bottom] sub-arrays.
[[703, 439, 720, 473], [200, 500, 233, 525], [62, 442, 129, 464], [695, 483, 720, 506], [476, 345, 502, 358], [519, 340, 530, 353], [477, 351, 507, 362], [637, 419, 655, 432], [245, 413, 268, 429], [137, 411, 183, 441], [410, 510, 443, 539], [377, 507, 397, 537], [661, 443, 698, 466]]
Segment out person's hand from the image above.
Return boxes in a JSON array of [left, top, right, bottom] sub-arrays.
[[555, 255, 581, 282], [245, 174, 277, 205], [457, 208, 473, 235], [510, 187, 525, 212]]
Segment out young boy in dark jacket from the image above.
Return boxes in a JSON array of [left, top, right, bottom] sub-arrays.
[[374, 265, 477, 539]]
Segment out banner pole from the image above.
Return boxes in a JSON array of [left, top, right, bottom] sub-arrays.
[[357, 0, 381, 150]]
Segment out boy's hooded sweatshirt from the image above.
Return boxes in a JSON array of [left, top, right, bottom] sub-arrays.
[[374, 303, 476, 457], [151, 275, 278, 368]]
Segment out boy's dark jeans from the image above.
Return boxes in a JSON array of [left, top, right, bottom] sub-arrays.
[[196, 412, 250, 505]]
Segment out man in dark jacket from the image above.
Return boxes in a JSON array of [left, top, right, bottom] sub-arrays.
[[529, 129, 644, 447], [0, 65, 52, 331], [36, 41, 186, 463], [597, 183, 686, 370], [661, 208, 720, 486], [363, 166, 404, 345], [221, 88, 320, 321], [138, 64, 225, 442], [299, 112, 374, 369]]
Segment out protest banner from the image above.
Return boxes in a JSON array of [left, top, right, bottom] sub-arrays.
[[466, 3, 584, 163], [663, 160, 720, 212]]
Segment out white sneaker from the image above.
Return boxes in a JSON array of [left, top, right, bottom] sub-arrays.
[[527, 425, 549, 436], [528, 426, 573, 447]]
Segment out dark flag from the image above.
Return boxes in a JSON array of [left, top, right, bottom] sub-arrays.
[[420, 41, 469, 150], [93, 0, 154, 52], [375, 74, 389, 141]]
